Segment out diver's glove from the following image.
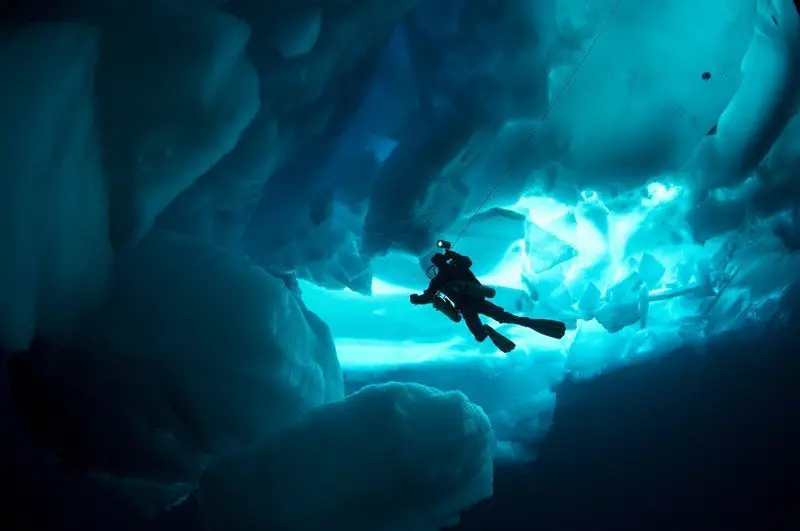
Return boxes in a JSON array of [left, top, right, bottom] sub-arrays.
[[409, 293, 427, 305]]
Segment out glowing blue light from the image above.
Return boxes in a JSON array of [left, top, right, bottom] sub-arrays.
[[643, 181, 682, 206], [307, 178, 792, 373], [370, 278, 414, 296]]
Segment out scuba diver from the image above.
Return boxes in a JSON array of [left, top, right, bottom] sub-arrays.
[[410, 240, 567, 353]]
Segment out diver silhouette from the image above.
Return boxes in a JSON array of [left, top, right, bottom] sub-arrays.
[[410, 241, 567, 353]]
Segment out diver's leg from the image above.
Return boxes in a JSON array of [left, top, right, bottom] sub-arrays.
[[482, 325, 516, 353], [463, 301, 516, 352], [461, 310, 489, 341], [473, 299, 520, 324], [475, 299, 566, 339]]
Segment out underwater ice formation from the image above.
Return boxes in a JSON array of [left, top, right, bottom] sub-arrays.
[[199, 382, 493, 531], [1, 0, 799, 528]]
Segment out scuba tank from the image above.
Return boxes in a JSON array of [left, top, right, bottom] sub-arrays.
[[432, 293, 462, 322], [428, 239, 497, 299], [451, 281, 496, 299]]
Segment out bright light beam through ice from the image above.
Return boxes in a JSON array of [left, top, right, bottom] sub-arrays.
[[303, 181, 787, 370]]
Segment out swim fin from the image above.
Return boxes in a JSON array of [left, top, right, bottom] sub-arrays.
[[484, 325, 516, 353], [517, 317, 567, 339]]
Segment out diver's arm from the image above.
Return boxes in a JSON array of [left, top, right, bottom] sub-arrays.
[[410, 275, 444, 304]]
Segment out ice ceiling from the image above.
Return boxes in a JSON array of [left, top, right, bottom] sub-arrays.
[[1, 0, 800, 528], [302, 0, 800, 376]]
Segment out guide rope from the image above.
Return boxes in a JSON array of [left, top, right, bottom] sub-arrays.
[[450, 0, 624, 249]]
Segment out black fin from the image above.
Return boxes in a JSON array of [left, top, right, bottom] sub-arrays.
[[519, 318, 567, 339], [485, 325, 516, 353]]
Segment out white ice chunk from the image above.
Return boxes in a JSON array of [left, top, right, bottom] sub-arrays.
[[638, 252, 666, 287], [272, 7, 323, 58], [372, 252, 429, 288], [702, 0, 800, 188], [675, 260, 696, 286], [523, 267, 566, 303], [625, 203, 685, 256], [552, 0, 756, 177], [198, 382, 494, 531], [606, 271, 643, 303], [595, 300, 640, 333], [525, 220, 578, 274], [0, 22, 113, 350], [596, 272, 644, 332], [98, 8, 260, 246], [81, 231, 343, 478], [439, 207, 527, 277], [578, 282, 602, 320]]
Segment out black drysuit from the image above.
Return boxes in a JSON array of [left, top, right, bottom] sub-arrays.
[[413, 251, 525, 342]]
